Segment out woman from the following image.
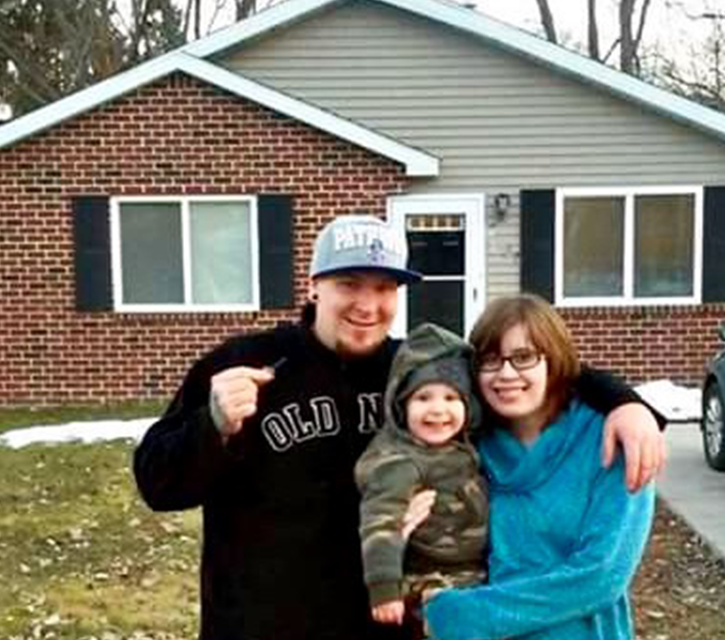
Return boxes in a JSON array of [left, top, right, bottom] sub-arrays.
[[425, 294, 655, 640]]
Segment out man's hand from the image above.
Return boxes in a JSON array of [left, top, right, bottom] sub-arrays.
[[372, 600, 405, 625], [602, 402, 666, 492], [209, 366, 274, 442]]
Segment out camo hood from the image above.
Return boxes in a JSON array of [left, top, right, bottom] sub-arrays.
[[385, 322, 480, 439]]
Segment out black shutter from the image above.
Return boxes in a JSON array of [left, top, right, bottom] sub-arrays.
[[520, 189, 555, 302], [703, 186, 725, 302], [258, 194, 294, 309], [72, 196, 112, 311]]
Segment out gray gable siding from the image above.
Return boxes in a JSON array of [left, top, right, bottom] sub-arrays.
[[222, 1, 725, 189], [221, 0, 725, 299]]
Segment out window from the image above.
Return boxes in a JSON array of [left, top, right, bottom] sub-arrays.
[[111, 196, 259, 311], [556, 187, 702, 306]]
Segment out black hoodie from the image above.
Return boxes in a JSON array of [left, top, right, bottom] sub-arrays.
[[134, 320, 402, 640]]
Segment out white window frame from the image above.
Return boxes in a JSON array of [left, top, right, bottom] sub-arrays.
[[111, 194, 260, 313], [555, 185, 703, 307]]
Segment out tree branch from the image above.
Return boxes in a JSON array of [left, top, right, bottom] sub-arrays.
[[535, 0, 557, 44], [602, 36, 620, 65], [634, 0, 653, 53], [587, 0, 600, 61], [619, 0, 636, 73], [0, 21, 59, 102]]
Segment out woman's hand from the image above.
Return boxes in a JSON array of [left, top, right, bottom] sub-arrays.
[[402, 489, 437, 540], [602, 402, 666, 492]]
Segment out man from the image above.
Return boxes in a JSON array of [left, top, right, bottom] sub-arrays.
[[134, 214, 664, 640]]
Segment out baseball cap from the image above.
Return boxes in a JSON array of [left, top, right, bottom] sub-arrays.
[[309, 215, 421, 284]]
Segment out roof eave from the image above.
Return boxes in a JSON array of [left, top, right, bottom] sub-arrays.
[[175, 55, 440, 176], [0, 51, 181, 150], [182, 0, 342, 58], [0, 50, 439, 178]]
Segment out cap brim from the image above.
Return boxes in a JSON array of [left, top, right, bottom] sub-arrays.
[[312, 265, 422, 285]]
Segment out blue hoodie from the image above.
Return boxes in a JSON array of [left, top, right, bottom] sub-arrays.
[[426, 400, 655, 640]]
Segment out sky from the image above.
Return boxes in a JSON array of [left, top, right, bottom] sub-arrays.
[[475, 0, 713, 39], [194, 0, 725, 52], [477, 0, 718, 68]]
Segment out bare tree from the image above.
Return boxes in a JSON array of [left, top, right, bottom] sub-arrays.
[[235, 0, 258, 21], [0, 0, 278, 118], [618, 0, 653, 74], [181, 0, 272, 40], [0, 0, 183, 119], [587, 0, 600, 61], [534, 0, 558, 44], [532, 0, 654, 76], [651, 9, 725, 112]]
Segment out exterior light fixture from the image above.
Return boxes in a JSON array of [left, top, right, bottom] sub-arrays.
[[494, 193, 511, 222]]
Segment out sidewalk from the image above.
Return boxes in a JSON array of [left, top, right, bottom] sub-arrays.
[[657, 421, 725, 561]]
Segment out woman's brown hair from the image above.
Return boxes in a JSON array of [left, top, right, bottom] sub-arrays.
[[469, 294, 581, 427]]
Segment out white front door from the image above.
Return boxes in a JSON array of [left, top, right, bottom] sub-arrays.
[[388, 194, 486, 338]]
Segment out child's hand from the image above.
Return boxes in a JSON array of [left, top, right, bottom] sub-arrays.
[[402, 489, 437, 540], [372, 600, 405, 625], [421, 586, 444, 603]]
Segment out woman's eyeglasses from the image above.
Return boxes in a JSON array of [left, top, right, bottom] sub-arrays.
[[477, 349, 543, 373]]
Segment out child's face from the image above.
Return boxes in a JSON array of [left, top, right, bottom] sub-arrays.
[[405, 382, 466, 446]]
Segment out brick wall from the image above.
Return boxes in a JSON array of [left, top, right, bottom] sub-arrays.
[[2, 73, 720, 407], [0, 73, 408, 407], [562, 304, 725, 387]]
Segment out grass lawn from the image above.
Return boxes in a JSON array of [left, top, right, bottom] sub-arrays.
[[0, 403, 199, 640], [1, 405, 724, 639], [0, 437, 200, 639]]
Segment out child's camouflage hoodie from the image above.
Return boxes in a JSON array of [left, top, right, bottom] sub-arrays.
[[355, 322, 489, 607]]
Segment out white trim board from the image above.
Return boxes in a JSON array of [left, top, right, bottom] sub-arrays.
[[110, 193, 262, 313], [387, 192, 486, 338], [554, 185, 703, 308]]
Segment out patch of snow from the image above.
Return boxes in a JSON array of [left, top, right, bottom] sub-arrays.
[[0, 417, 155, 449], [634, 380, 702, 423]]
